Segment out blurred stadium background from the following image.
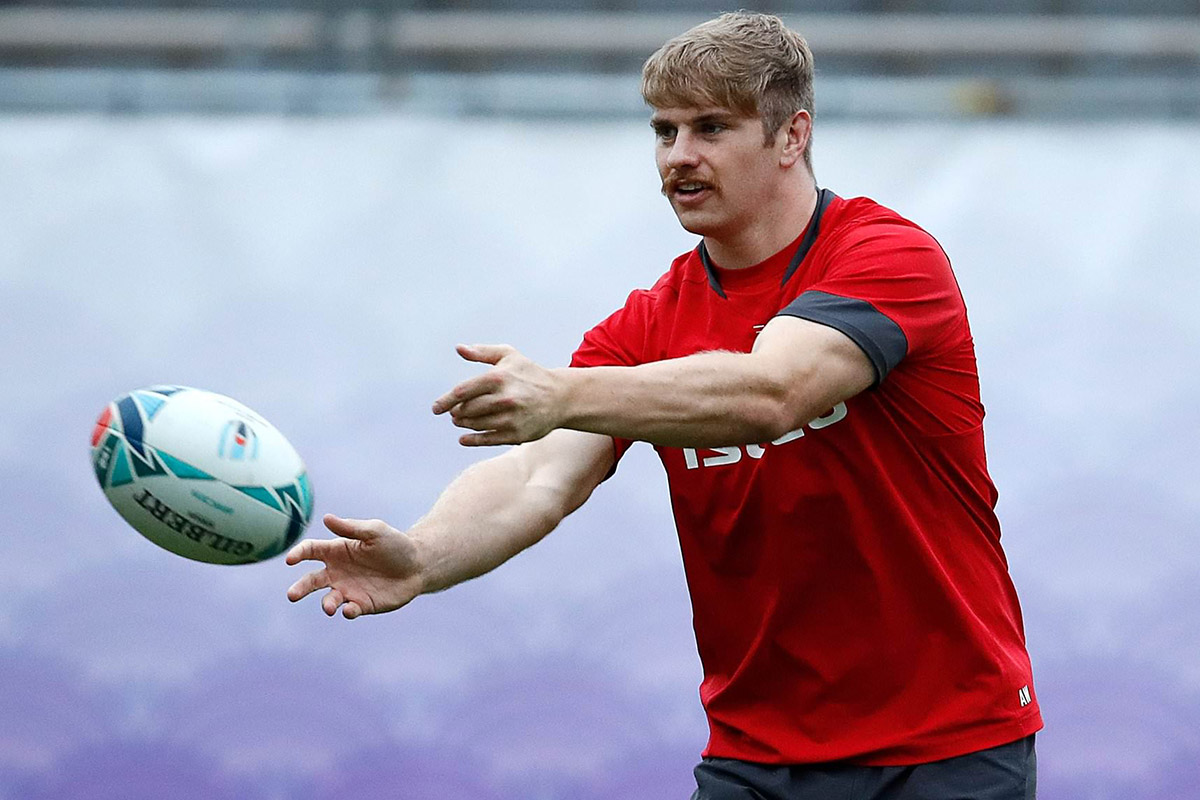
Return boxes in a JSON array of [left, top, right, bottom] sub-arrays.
[[2, 1, 1198, 799], [2, 1, 1200, 115]]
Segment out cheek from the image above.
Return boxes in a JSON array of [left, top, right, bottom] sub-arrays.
[[720, 160, 758, 193], [738, 156, 778, 192], [654, 149, 670, 177]]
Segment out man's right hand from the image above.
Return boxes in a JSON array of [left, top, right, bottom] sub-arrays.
[[285, 514, 425, 619]]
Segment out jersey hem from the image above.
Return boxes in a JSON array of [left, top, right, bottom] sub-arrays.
[[703, 710, 1045, 768], [850, 711, 1045, 767]]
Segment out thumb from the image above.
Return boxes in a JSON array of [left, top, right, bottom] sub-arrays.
[[456, 343, 515, 366], [323, 514, 387, 542]]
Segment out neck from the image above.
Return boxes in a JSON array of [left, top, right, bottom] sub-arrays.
[[703, 179, 819, 269]]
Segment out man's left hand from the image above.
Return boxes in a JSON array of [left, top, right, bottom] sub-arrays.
[[432, 344, 565, 446]]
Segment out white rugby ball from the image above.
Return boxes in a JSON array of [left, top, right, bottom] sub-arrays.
[[90, 386, 314, 565]]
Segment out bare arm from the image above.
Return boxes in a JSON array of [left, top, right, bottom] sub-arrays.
[[286, 428, 614, 618], [409, 428, 614, 593], [433, 315, 875, 449], [558, 316, 873, 447]]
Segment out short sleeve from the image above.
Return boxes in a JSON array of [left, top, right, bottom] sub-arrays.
[[777, 218, 965, 385], [569, 289, 655, 467], [570, 289, 651, 371]]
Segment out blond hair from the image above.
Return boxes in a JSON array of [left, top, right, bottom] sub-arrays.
[[641, 12, 815, 170]]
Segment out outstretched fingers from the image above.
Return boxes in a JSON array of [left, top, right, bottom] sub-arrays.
[[456, 343, 515, 365], [284, 513, 405, 618], [285, 537, 321, 565], [321, 588, 345, 617], [320, 590, 365, 619], [459, 429, 521, 447], [323, 514, 387, 541], [286, 566, 329, 602], [432, 374, 498, 416]]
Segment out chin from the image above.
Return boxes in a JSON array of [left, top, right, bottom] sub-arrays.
[[672, 209, 721, 237]]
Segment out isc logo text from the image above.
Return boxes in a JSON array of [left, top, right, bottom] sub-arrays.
[[682, 402, 847, 469]]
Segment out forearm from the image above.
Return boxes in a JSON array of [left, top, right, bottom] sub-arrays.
[[407, 449, 574, 595], [435, 318, 871, 450], [557, 350, 814, 448]]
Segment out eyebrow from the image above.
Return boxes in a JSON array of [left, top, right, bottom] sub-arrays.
[[650, 111, 738, 127]]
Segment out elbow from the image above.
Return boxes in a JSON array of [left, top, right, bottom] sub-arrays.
[[752, 404, 801, 444], [742, 382, 806, 443], [744, 363, 844, 443]]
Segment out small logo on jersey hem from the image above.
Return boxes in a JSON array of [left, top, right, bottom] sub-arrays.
[[1018, 685, 1032, 707]]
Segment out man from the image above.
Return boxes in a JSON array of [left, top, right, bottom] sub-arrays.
[[287, 12, 1042, 799]]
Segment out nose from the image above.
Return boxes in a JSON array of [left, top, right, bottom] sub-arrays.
[[665, 130, 701, 170]]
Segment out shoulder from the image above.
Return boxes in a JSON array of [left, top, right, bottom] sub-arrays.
[[624, 247, 704, 310], [793, 193, 970, 359], [573, 250, 699, 367], [812, 195, 955, 289], [823, 196, 947, 259]]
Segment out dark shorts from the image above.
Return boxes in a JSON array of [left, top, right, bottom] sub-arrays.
[[692, 735, 1036, 800]]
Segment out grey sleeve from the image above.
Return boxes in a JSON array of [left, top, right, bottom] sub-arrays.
[[776, 290, 908, 384]]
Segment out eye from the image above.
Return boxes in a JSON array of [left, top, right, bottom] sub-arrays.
[[652, 123, 676, 141], [699, 121, 727, 136]]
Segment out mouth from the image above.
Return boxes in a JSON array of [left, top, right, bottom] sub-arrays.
[[667, 179, 714, 205]]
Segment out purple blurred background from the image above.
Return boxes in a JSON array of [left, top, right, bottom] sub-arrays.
[[1, 116, 1198, 799]]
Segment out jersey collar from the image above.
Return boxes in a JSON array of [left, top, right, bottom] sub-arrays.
[[698, 187, 836, 299]]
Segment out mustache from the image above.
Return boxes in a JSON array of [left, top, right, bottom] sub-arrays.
[[660, 172, 714, 196]]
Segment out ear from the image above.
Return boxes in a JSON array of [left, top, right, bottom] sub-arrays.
[[779, 110, 812, 168]]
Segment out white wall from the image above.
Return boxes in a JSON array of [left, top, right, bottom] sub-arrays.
[[1, 115, 1197, 799]]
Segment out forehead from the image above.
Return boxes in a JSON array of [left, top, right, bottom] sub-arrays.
[[649, 106, 756, 126]]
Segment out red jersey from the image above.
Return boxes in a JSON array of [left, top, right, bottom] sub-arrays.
[[570, 191, 1042, 765]]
